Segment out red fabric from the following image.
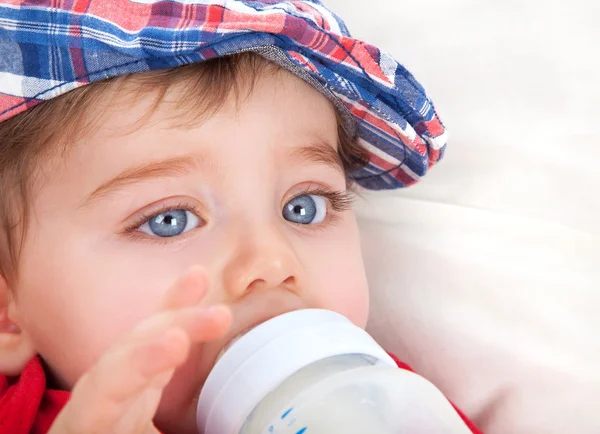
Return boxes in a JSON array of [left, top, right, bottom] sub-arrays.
[[0, 355, 482, 433], [0, 357, 69, 434]]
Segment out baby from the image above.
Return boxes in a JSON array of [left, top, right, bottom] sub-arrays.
[[0, 1, 481, 433]]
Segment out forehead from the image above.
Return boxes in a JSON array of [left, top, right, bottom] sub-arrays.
[[38, 64, 339, 173], [37, 67, 341, 201], [86, 65, 337, 142]]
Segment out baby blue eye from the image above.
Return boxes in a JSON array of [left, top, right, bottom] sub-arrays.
[[138, 209, 200, 237], [282, 194, 327, 225]]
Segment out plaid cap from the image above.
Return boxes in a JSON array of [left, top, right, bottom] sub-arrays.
[[0, 0, 448, 189]]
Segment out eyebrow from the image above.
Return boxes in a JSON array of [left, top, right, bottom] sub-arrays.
[[290, 139, 344, 175], [79, 155, 200, 208], [79, 140, 342, 208]]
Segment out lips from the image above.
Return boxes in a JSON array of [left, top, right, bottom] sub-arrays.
[[202, 291, 307, 378], [214, 325, 256, 362], [210, 306, 303, 369], [154, 295, 305, 431]]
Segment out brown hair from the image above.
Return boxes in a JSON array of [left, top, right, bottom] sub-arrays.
[[0, 52, 367, 286]]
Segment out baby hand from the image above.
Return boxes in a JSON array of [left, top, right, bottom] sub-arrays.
[[47, 266, 231, 434]]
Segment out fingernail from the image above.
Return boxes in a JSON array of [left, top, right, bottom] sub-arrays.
[[187, 265, 206, 278], [145, 329, 189, 374], [206, 305, 229, 316]]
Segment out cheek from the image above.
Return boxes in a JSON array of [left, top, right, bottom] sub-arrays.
[[302, 216, 370, 329], [15, 230, 172, 387]]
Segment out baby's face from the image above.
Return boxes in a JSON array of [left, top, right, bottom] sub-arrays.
[[13, 70, 369, 432]]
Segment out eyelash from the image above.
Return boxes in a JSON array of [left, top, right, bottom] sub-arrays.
[[123, 200, 202, 236], [122, 186, 353, 241], [287, 187, 354, 233], [290, 185, 354, 214]]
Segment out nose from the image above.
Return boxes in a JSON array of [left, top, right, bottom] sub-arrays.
[[222, 222, 303, 300]]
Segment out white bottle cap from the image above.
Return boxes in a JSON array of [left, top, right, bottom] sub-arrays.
[[196, 309, 396, 434]]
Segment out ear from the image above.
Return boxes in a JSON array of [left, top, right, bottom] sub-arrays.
[[0, 274, 36, 376]]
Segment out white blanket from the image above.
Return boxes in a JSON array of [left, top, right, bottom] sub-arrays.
[[324, 0, 600, 432]]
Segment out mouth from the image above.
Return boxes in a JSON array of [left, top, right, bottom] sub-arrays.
[[211, 304, 301, 367], [214, 325, 257, 362], [155, 297, 304, 428]]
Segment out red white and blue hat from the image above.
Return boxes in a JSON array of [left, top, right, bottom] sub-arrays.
[[0, 0, 448, 189]]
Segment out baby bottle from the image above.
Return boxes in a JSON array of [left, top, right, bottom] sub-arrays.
[[196, 309, 472, 434]]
